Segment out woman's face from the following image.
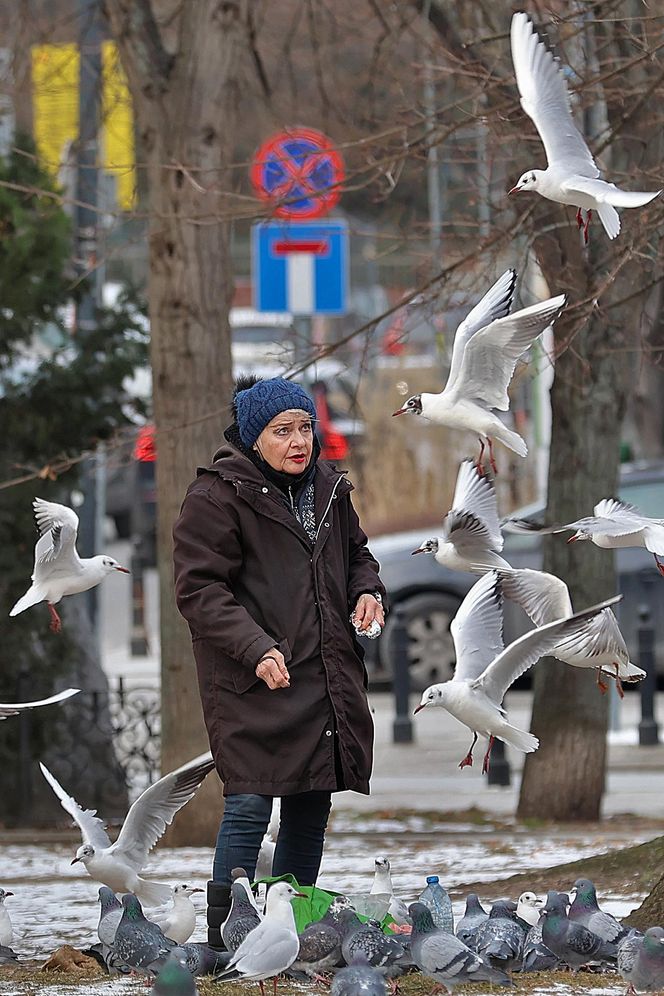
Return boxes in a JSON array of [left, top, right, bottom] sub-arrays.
[[255, 409, 314, 474]]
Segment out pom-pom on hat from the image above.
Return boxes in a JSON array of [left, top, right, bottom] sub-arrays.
[[235, 377, 317, 448]]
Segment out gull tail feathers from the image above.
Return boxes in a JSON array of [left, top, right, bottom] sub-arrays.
[[9, 585, 45, 617], [498, 724, 539, 753], [596, 202, 620, 240], [135, 878, 173, 907], [493, 425, 527, 458]]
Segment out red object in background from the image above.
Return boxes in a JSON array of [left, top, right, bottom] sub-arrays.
[[134, 425, 156, 462], [250, 127, 345, 220], [382, 312, 406, 356], [313, 385, 349, 461]]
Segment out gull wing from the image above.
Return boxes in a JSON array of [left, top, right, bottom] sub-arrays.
[[554, 607, 629, 666], [449, 460, 503, 550], [443, 511, 496, 555], [444, 295, 566, 411], [510, 12, 598, 177], [561, 176, 660, 207], [0, 687, 80, 719], [32, 499, 81, 576], [39, 761, 112, 849], [476, 596, 621, 704], [451, 572, 504, 683], [496, 567, 572, 626], [110, 752, 215, 871], [446, 270, 517, 391]]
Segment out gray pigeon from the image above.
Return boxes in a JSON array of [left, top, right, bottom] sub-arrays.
[[97, 886, 123, 946], [569, 878, 630, 953], [222, 881, 261, 953], [0, 944, 19, 965], [409, 902, 512, 993], [455, 893, 489, 949], [331, 956, 387, 996], [540, 890, 615, 970], [291, 917, 342, 977], [474, 900, 526, 973], [618, 927, 664, 992], [341, 918, 406, 972], [151, 954, 199, 996], [521, 922, 559, 972], [169, 943, 230, 976], [113, 893, 175, 973]]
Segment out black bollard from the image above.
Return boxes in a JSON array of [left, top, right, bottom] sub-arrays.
[[391, 603, 414, 744], [638, 603, 660, 746], [486, 734, 511, 786]]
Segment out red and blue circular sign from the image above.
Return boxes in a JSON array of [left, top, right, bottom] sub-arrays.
[[250, 127, 345, 220]]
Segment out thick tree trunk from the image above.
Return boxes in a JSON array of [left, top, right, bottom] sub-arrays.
[[106, 0, 245, 843]]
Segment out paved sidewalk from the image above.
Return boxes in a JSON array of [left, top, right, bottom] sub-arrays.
[[331, 690, 664, 819]]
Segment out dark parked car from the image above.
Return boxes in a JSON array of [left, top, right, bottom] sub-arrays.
[[365, 461, 664, 689]]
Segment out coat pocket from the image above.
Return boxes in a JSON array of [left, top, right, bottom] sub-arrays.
[[212, 638, 293, 695]]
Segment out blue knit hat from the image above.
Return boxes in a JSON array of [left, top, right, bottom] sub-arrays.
[[235, 377, 317, 448]]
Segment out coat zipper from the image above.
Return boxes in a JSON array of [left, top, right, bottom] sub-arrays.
[[314, 475, 344, 544]]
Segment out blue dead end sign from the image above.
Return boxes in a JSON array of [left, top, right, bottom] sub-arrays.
[[252, 220, 349, 315]]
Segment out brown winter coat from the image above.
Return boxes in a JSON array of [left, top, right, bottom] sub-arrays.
[[172, 442, 385, 796]]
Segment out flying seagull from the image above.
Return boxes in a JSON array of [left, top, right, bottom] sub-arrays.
[[509, 12, 660, 242], [392, 269, 565, 472], [10, 498, 129, 632], [40, 753, 215, 906], [414, 571, 620, 772]]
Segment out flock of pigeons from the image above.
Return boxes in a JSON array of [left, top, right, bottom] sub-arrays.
[[391, 10, 664, 773]]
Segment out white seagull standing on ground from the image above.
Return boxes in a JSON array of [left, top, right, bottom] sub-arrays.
[[10, 498, 129, 632], [392, 269, 565, 472], [414, 572, 619, 773], [0, 687, 80, 719], [494, 566, 645, 696], [505, 497, 664, 576], [412, 460, 510, 572], [509, 12, 661, 242], [40, 752, 215, 906], [151, 884, 204, 944]]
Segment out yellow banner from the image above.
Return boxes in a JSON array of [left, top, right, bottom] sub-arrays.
[[31, 41, 135, 210]]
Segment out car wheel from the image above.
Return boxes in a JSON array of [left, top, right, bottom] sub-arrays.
[[382, 592, 460, 692]]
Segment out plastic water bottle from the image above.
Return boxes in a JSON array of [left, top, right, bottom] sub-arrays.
[[418, 875, 454, 933]]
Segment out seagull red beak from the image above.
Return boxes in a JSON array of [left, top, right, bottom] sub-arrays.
[[191, 888, 204, 893], [508, 186, 520, 195], [71, 857, 81, 865], [566, 536, 578, 544], [413, 703, 426, 714], [411, 547, 426, 555], [114, 565, 131, 573], [3, 891, 13, 897], [392, 408, 407, 416]]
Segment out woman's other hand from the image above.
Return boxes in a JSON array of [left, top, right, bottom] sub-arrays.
[[256, 649, 290, 689], [352, 593, 385, 632]]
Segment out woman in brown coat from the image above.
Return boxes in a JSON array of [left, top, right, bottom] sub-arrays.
[[173, 375, 386, 948]]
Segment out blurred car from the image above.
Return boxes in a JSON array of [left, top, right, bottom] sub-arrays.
[[365, 461, 664, 689]]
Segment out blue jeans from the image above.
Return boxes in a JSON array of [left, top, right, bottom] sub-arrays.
[[212, 791, 332, 887]]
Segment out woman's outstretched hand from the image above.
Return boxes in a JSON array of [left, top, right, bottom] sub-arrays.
[[256, 648, 291, 690]]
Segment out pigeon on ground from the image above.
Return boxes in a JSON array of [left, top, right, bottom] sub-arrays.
[[40, 752, 214, 906], [151, 954, 199, 996], [291, 916, 342, 978], [509, 12, 660, 242], [455, 893, 489, 949], [214, 881, 304, 990], [568, 878, 631, 953], [170, 942, 229, 976], [540, 890, 615, 969], [474, 900, 526, 973], [504, 498, 664, 577], [10, 498, 129, 632], [340, 918, 406, 973], [414, 571, 619, 771], [222, 881, 262, 953], [521, 921, 560, 973], [0, 889, 14, 947], [0, 944, 19, 965], [331, 957, 387, 996], [152, 884, 203, 944], [409, 902, 512, 993], [618, 927, 664, 992], [113, 894, 175, 974], [0, 688, 80, 719], [412, 461, 510, 573], [392, 269, 566, 472], [255, 799, 280, 881], [97, 886, 123, 946], [516, 892, 544, 928], [494, 567, 644, 696]]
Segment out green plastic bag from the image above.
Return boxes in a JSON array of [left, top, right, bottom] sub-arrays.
[[254, 873, 396, 934]]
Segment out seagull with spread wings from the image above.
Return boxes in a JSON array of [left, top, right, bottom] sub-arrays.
[[509, 12, 660, 241], [414, 572, 619, 773], [392, 269, 565, 473], [10, 498, 129, 632], [40, 753, 215, 906]]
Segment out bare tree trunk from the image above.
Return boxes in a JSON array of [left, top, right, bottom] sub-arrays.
[[105, 0, 245, 843]]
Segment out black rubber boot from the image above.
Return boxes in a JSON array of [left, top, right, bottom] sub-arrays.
[[207, 880, 232, 951]]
